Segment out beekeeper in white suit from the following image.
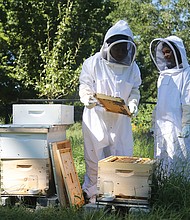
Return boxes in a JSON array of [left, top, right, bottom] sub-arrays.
[[79, 20, 141, 202], [150, 36, 190, 176]]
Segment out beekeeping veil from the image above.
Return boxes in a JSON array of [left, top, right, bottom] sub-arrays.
[[150, 36, 189, 72], [100, 20, 136, 66]]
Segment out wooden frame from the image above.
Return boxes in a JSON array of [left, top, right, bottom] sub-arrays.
[[94, 93, 131, 117], [57, 148, 85, 207], [50, 140, 70, 207], [50, 140, 84, 207]]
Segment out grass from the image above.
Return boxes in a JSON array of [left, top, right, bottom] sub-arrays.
[[1, 104, 190, 219], [66, 122, 85, 185]]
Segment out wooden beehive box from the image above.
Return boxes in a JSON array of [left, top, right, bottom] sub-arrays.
[[1, 158, 52, 196], [97, 156, 155, 200]]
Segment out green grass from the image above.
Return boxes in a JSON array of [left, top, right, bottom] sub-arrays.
[[66, 122, 85, 184], [132, 103, 155, 158], [0, 205, 120, 220]]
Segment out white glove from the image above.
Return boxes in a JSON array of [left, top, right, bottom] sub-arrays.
[[86, 96, 98, 109], [128, 102, 138, 117], [180, 104, 190, 138], [181, 125, 190, 138]]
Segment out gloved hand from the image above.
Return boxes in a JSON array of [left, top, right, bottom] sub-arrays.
[[86, 96, 98, 109], [181, 104, 190, 138], [128, 102, 138, 117], [181, 125, 190, 138]]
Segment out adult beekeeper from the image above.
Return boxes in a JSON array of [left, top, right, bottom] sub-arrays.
[[150, 36, 190, 176], [79, 20, 141, 203]]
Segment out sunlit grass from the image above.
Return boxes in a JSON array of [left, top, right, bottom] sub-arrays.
[[133, 130, 154, 158], [66, 122, 85, 184], [132, 103, 155, 158]]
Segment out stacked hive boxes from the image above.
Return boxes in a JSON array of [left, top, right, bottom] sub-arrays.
[[0, 104, 74, 197]]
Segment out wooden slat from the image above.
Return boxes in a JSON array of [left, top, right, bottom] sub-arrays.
[[50, 141, 70, 207], [55, 140, 71, 150], [57, 148, 85, 207]]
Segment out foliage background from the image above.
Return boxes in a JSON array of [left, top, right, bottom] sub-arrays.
[[0, 0, 113, 103], [0, 0, 189, 108]]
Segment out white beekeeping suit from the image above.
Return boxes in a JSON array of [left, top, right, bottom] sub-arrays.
[[79, 20, 141, 201], [150, 36, 190, 176]]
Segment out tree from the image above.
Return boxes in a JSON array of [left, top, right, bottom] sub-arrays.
[[0, 0, 114, 101]]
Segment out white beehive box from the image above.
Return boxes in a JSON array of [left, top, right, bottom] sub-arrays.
[[0, 124, 66, 159], [1, 159, 52, 196], [13, 104, 74, 125], [97, 156, 155, 200]]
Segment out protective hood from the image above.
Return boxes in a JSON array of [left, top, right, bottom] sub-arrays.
[[150, 36, 189, 72], [100, 20, 136, 66]]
